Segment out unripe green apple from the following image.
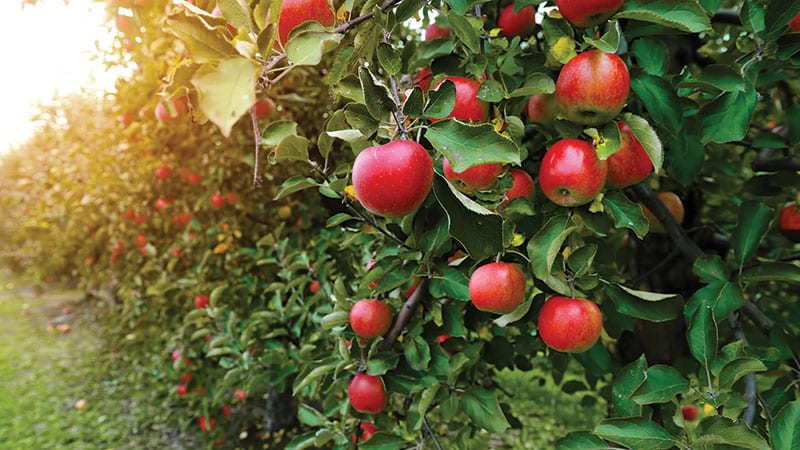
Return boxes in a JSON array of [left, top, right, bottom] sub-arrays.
[[442, 157, 503, 193], [537, 296, 602, 352], [497, 4, 536, 38], [539, 139, 607, 207], [555, 50, 630, 126], [556, 0, 622, 28], [469, 262, 527, 314], [348, 373, 387, 414], [606, 121, 653, 188], [276, 0, 335, 45], [350, 299, 392, 339], [433, 76, 490, 123], [352, 140, 433, 218]]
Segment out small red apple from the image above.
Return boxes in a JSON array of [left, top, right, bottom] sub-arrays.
[[525, 93, 558, 127], [606, 121, 653, 189], [791, 12, 800, 32], [210, 194, 225, 208], [348, 373, 387, 414], [177, 384, 188, 396], [135, 233, 147, 248], [224, 192, 239, 204], [234, 389, 246, 401], [556, 0, 622, 28], [414, 67, 433, 91], [171, 349, 182, 361], [433, 76, 490, 123], [185, 172, 203, 184], [118, 113, 134, 126], [681, 405, 699, 421], [154, 98, 187, 122], [539, 138, 607, 207], [350, 299, 392, 339], [502, 169, 535, 207], [360, 421, 378, 441], [221, 404, 231, 418], [779, 203, 800, 242], [123, 208, 136, 221], [198, 416, 216, 432], [172, 247, 183, 257], [352, 140, 434, 218], [309, 280, 321, 294], [155, 165, 172, 180], [497, 4, 536, 38], [194, 295, 210, 309], [555, 50, 630, 126], [425, 22, 451, 40], [276, 0, 335, 45], [469, 262, 527, 314], [537, 296, 602, 352], [155, 197, 172, 211], [253, 98, 275, 119], [442, 157, 503, 193], [640, 191, 685, 234]]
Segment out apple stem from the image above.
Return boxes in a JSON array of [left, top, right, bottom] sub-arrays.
[[378, 278, 429, 352]]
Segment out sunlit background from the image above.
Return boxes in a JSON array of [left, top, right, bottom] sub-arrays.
[[0, 0, 119, 154]]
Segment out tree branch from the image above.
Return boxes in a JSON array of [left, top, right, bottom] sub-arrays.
[[631, 184, 704, 261], [727, 312, 757, 426], [378, 278, 429, 352], [711, 9, 741, 25], [250, 107, 262, 187]]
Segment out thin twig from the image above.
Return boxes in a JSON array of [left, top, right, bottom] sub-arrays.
[[378, 278, 429, 352], [423, 416, 444, 450], [250, 107, 262, 187]]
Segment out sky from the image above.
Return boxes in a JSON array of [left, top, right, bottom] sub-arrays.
[[0, 0, 118, 154]]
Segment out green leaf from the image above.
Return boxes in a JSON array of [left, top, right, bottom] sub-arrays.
[[771, 401, 800, 450], [731, 200, 774, 265], [602, 191, 650, 239], [461, 388, 511, 433], [612, 355, 647, 417], [403, 86, 425, 119], [218, 0, 251, 31], [493, 295, 534, 327], [164, 10, 236, 63], [425, 80, 456, 119], [274, 176, 319, 200], [432, 175, 504, 261], [429, 267, 470, 302], [687, 304, 717, 368], [631, 74, 682, 133], [527, 214, 576, 292], [366, 354, 400, 376], [359, 67, 394, 121], [262, 120, 299, 146], [192, 57, 259, 137], [584, 19, 621, 53], [477, 79, 506, 103], [666, 133, 704, 185], [696, 417, 770, 450], [741, 0, 766, 34], [741, 262, 800, 284], [700, 90, 758, 144], [616, 0, 713, 33], [678, 64, 746, 93], [358, 433, 407, 450], [594, 418, 677, 450], [404, 335, 431, 370], [631, 38, 668, 77], [425, 121, 521, 172], [620, 113, 664, 173], [555, 431, 609, 450], [508, 73, 556, 98], [286, 29, 342, 66], [376, 42, 402, 76], [320, 310, 349, 330], [719, 357, 767, 389], [630, 365, 689, 405], [274, 135, 310, 162], [297, 404, 326, 427], [604, 283, 682, 322], [686, 281, 744, 326], [693, 255, 729, 283], [446, 12, 481, 53], [566, 244, 597, 278], [344, 103, 379, 136], [593, 121, 622, 160]]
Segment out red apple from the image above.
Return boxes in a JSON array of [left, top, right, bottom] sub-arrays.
[[442, 157, 503, 193], [681, 405, 699, 421], [606, 121, 653, 189], [360, 422, 378, 441], [194, 295, 209, 309], [537, 296, 602, 352], [186, 172, 203, 184], [502, 169, 535, 207], [352, 140, 434, 218], [135, 233, 147, 248], [155, 166, 172, 180], [641, 191, 684, 234], [556, 0, 622, 28], [425, 22, 451, 40], [555, 50, 630, 126], [276, 0, 335, 45], [115, 14, 135, 34], [433, 76, 490, 123], [309, 280, 321, 294], [779, 203, 800, 242], [221, 404, 231, 418], [118, 113, 134, 126], [525, 93, 558, 127], [177, 384, 187, 396], [133, 0, 153, 6], [210, 193, 225, 208], [155, 197, 172, 211], [172, 247, 183, 257], [539, 138, 607, 207], [224, 192, 239, 204], [154, 98, 187, 122], [498, 4, 536, 38], [791, 12, 800, 32], [350, 299, 392, 339], [469, 262, 527, 314], [234, 389, 246, 401], [253, 98, 275, 119], [414, 67, 433, 92], [348, 373, 387, 414], [198, 416, 216, 432], [123, 208, 136, 221]]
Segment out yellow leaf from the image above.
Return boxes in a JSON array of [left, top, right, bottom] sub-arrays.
[[511, 233, 525, 247], [213, 243, 228, 254], [550, 36, 577, 64], [344, 185, 358, 202]]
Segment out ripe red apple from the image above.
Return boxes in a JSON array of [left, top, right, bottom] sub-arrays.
[[123, 208, 136, 221], [224, 192, 239, 204], [779, 203, 800, 242], [360, 421, 378, 441], [537, 296, 602, 352], [154, 98, 187, 122], [414, 67, 433, 91], [276, 0, 335, 45], [469, 262, 527, 314], [539, 138, 607, 207], [198, 416, 216, 432], [681, 405, 699, 421], [433, 76, 490, 123], [352, 140, 434, 218], [308, 280, 321, 294], [791, 12, 800, 32], [177, 384, 187, 396], [194, 295, 209, 309], [348, 373, 387, 414], [556, 0, 622, 28], [135, 233, 147, 248], [525, 93, 558, 127], [155, 165, 172, 180], [350, 299, 392, 339], [234, 389, 246, 401], [555, 50, 630, 126], [118, 113, 134, 126], [221, 404, 231, 418], [185, 172, 202, 184], [253, 98, 275, 119], [606, 121, 653, 189], [641, 191, 685, 234], [497, 4, 536, 38], [502, 169, 535, 207], [155, 197, 172, 211], [442, 157, 502, 193], [425, 22, 451, 40], [210, 193, 225, 208]]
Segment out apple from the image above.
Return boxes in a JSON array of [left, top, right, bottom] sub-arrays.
[[221, 404, 231, 418], [425, 22, 451, 40], [210, 193, 225, 208], [123, 208, 136, 221], [539, 138, 607, 207], [348, 373, 387, 413], [224, 192, 239, 204], [681, 405, 699, 421], [276, 0, 335, 45], [172, 247, 183, 257], [497, 4, 536, 38], [537, 296, 602, 352], [133, 0, 153, 6], [155, 165, 172, 180], [352, 140, 434, 218], [118, 113, 134, 126], [177, 384, 187, 396], [194, 295, 209, 309], [360, 421, 378, 441], [115, 14, 135, 34], [502, 169, 535, 208], [278, 205, 292, 219], [433, 76, 490, 123], [185, 172, 203, 184], [779, 203, 800, 242], [525, 93, 558, 127], [198, 416, 216, 432], [469, 262, 527, 314], [641, 191, 684, 234], [555, 50, 630, 126], [253, 98, 275, 119], [350, 299, 392, 339], [155, 197, 172, 211], [791, 11, 800, 32], [442, 157, 502, 193], [135, 233, 147, 248], [234, 389, 246, 401], [154, 98, 187, 122], [606, 121, 653, 189], [309, 280, 321, 294], [413, 67, 433, 91], [556, 0, 622, 28]]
